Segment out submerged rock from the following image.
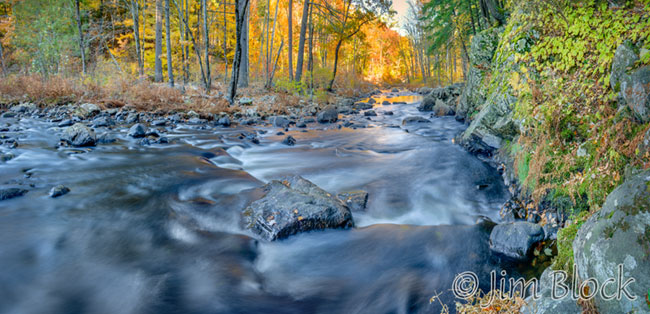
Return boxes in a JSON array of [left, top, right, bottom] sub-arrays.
[[573, 169, 650, 313], [242, 175, 354, 241], [337, 191, 369, 212], [62, 123, 96, 147], [489, 221, 544, 261], [0, 188, 28, 201], [49, 185, 70, 198]]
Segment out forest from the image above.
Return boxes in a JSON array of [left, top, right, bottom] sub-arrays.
[[0, 0, 481, 108], [1, 0, 650, 314]]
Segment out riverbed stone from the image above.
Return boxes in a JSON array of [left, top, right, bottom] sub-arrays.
[[364, 110, 377, 117], [62, 123, 96, 147], [282, 135, 296, 146], [128, 123, 147, 138], [75, 103, 101, 118], [402, 116, 430, 125], [58, 119, 74, 127], [0, 188, 28, 201], [217, 116, 231, 126], [242, 175, 354, 241], [270, 116, 291, 128], [489, 221, 544, 261], [49, 185, 70, 198], [433, 99, 454, 116], [317, 106, 339, 123], [573, 169, 650, 314], [337, 191, 369, 212]]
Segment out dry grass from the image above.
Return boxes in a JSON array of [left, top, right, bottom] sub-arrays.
[[0, 74, 310, 116], [431, 290, 527, 314]]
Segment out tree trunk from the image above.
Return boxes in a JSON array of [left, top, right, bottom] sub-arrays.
[[178, 0, 187, 87], [294, 0, 309, 82], [74, 0, 86, 75], [0, 40, 6, 77], [223, 0, 228, 84], [129, 0, 144, 77], [229, 0, 250, 104], [238, 0, 249, 87], [165, 0, 174, 87], [173, 0, 208, 90], [307, 2, 313, 85], [287, 0, 293, 80], [202, 0, 211, 91], [327, 38, 343, 91], [155, 0, 163, 82], [267, 0, 280, 88]]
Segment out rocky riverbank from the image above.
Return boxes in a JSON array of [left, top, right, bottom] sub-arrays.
[[419, 2, 650, 312]]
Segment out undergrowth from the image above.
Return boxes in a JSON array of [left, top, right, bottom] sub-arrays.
[[501, 0, 650, 215]]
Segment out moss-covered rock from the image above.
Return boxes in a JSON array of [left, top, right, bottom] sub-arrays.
[[457, 27, 504, 119], [573, 170, 650, 314]]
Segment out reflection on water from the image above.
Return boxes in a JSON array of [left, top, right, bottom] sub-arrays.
[[0, 91, 510, 314]]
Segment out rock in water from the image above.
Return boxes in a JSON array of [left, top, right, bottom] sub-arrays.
[[217, 116, 231, 126], [0, 188, 28, 201], [62, 123, 96, 147], [573, 169, 650, 313], [337, 191, 369, 212], [282, 135, 296, 146], [49, 185, 70, 198], [402, 116, 430, 125], [489, 221, 544, 261], [364, 110, 377, 117], [242, 175, 354, 241], [317, 106, 339, 123], [270, 116, 291, 128], [128, 123, 147, 138], [433, 99, 454, 116]]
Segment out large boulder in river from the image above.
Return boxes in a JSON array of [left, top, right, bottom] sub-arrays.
[[489, 221, 544, 261], [573, 170, 650, 313], [317, 106, 339, 123], [62, 123, 96, 147], [242, 175, 354, 241]]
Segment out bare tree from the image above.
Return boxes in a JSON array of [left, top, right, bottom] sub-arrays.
[[124, 0, 144, 77], [287, 0, 293, 80], [238, 0, 249, 87], [294, 0, 309, 82], [201, 0, 211, 91], [74, 0, 86, 74], [165, 0, 174, 87], [154, 0, 163, 82], [228, 0, 250, 104], [172, 0, 210, 90], [0, 40, 5, 77]]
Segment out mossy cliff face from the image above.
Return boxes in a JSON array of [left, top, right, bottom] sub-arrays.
[[456, 3, 650, 312], [458, 1, 650, 213]]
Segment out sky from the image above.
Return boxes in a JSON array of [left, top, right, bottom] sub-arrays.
[[391, 0, 410, 35]]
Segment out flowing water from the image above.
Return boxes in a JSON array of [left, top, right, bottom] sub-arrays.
[[0, 92, 512, 314]]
